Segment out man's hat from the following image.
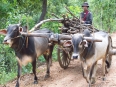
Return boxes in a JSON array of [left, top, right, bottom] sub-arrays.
[[82, 2, 89, 7]]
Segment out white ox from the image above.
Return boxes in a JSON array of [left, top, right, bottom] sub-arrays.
[[64, 29, 111, 87]]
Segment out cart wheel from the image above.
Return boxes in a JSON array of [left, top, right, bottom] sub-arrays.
[[105, 37, 113, 73], [58, 47, 72, 69]]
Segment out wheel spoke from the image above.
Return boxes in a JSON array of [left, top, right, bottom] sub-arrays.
[[58, 46, 72, 69]]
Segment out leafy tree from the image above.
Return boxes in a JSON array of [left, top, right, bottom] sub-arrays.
[[90, 0, 116, 32]]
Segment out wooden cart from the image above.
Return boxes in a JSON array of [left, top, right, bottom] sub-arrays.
[[21, 11, 114, 70]]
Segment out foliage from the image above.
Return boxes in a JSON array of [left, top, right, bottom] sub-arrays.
[[90, 0, 116, 32], [0, 37, 17, 84]]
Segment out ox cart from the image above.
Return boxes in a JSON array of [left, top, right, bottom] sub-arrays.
[[21, 8, 115, 70], [21, 16, 113, 71]]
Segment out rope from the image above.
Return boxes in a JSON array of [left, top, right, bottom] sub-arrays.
[[26, 15, 29, 48], [16, 36, 26, 52]]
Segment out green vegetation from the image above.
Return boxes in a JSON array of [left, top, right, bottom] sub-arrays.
[[0, 0, 116, 85]]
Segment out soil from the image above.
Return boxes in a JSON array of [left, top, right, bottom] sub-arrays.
[[1, 33, 116, 87]]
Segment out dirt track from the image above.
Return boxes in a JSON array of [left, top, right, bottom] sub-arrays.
[[1, 33, 116, 87]]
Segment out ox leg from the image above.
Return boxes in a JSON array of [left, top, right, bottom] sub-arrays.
[[81, 63, 89, 83], [82, 63, 91, 87], [105, 54, 112, 73], [15, 62, 21, 87], [49, 44, 54, 66], [32, 59, 38, 84], [44, 54, 50, 79], [81, 63, 87, 79], [89, 61, 97, 84], [102, 59, 106, 81]]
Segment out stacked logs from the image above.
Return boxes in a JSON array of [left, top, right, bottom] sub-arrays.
[[59, 16, 99, 34], [57, 6, 99, 34]]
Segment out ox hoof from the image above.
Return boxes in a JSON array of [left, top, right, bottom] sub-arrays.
[[102, 77, 106, 81], [91, 78, 96, 84], [88, 84, 91, 87], [105, 69, 109, 74], [50, 62, 52, 66], [44, 74, 50, 80], [15, 82, 19, 87], [85, 77, 89, 83], [15, 85, 19, 87], [33, 80, 38, 84], [105, 67, 109, 74]]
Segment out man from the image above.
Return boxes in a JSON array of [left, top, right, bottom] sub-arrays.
[[81, 2, 92, 24]]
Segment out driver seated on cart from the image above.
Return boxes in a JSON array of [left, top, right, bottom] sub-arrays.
[[80, 2, 93, 25]]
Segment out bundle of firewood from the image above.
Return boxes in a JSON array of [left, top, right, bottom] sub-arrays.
[[58, 15, 99, 34]]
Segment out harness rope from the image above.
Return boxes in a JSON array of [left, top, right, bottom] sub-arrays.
[[81, 35, 94, 62], [16, 35, 26, 52], [5, 34, 26, 53]]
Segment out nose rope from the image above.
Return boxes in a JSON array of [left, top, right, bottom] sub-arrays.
[[80, 37, 86, 61], [16, 36, 26, 52], [4, 34, 26, 52], [4, 35, 22, 41]]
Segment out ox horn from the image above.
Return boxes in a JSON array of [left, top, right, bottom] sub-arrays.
[[58, 34, 72, 40], [83, 37, 102, 42]]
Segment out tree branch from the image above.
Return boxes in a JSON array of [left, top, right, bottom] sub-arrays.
[[65, 6, 80, 21], [29, 18, 64, 32]]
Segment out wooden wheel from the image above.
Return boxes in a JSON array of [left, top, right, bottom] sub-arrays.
[[58, 46, 72, 69]]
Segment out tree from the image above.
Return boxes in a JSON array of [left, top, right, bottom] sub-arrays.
[[90, 0, 116, 32], [38, 0, 47, 23]]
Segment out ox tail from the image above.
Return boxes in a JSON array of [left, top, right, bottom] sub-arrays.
[[105, 60, 110, 68], [105, 36, 112, 69]]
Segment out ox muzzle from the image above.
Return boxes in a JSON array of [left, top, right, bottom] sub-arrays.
[[3, 36, 10, 44], [3, 35, 14, 46], [72, 53, 79, 59]]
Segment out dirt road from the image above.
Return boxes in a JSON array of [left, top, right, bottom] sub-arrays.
[[1, 33, 116, 87]]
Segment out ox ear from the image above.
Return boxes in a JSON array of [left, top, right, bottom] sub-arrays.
[[22, 26, 28, 32], [63, 40, 72, 47], [19, 27, 23, 32], [0, 29, 7, 36], [81, 40, 88, 47]]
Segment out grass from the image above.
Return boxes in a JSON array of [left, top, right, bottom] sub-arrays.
[[0, 71, 17, 85]]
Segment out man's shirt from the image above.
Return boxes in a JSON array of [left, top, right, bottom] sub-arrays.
[[81, 10, 93, 24]]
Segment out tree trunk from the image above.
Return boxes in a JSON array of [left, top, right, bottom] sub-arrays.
[[37, 0, 47, 28]]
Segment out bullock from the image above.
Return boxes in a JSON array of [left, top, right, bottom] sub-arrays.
[[63, 29, 110, 87], [0, 24, 54, 87], [72, 29, 111, 86]]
